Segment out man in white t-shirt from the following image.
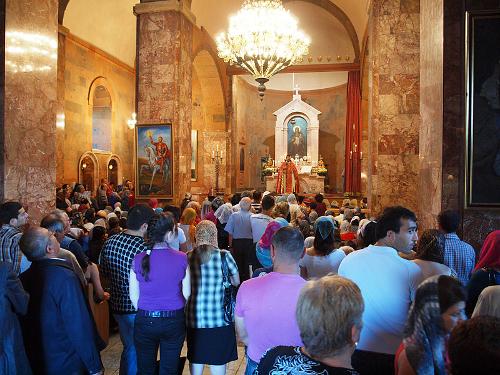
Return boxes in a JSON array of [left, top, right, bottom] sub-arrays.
[[338, 206, 422, 375]]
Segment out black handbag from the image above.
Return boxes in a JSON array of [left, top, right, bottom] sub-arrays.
[[221, 252, 236, 323]]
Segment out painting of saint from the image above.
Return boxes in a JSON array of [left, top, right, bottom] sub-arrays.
[[135, 124, 173, 198], [287, 116, 307, 158]]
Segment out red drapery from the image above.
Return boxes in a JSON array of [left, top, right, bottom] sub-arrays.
[[344, 70, 362, 194]]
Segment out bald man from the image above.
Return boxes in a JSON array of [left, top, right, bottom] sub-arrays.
[[19, 227, 103, 375], [225, 197, 254, 281]]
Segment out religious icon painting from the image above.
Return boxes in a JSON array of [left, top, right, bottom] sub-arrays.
[[287, 115, 308, 158], [465, 11, 500, 206], [135, 124, 174, 199]]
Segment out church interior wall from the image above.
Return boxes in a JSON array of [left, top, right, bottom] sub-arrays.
[[58, 32, 135, 187], [233, 77, 347, 193], [360, 36, 370, 198]]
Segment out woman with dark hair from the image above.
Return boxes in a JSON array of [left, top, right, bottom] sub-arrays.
[[129, 213, 190, 375], [413, 229, 455, 281], [300, 217, 345, 280], [395, 275, 466, 375], [466, 230, 500, 317], [186, 220, 240, 375], [89, 226, 107, 264]]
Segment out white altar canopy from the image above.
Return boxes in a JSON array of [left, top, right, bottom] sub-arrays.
[[273, 91, 321, 166]]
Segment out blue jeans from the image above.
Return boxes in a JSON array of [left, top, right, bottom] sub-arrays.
[[134, 313, 186, 375], [114, 313, 137, 375], [245, 355, 259, 375]]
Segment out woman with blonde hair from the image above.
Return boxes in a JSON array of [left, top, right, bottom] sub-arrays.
[[180, 208, 197, 252], [186, 221, 240, 375], [257, 275, 364, 375]]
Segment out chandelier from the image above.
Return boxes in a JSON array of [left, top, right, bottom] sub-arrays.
[[216, 0, 310, 99]]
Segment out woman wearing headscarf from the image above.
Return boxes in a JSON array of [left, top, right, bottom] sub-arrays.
[[300, 216, 345, 280], [472, 285, 500, 318], [186, 201, 202, 225], [466, 230, 500, 317], [186, 221, 240, 375], [395, 275, 466, 375], [180, 208, 197, 252], [214, 203, 233, 250], [255, 218, 289, 269]]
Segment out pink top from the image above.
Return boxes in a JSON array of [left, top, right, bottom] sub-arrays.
[[235, 272, 306, 362]]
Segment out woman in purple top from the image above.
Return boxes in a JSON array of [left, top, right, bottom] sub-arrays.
[[129, 212, 190, 375]]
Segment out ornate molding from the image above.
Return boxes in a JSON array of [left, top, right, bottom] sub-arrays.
[[134, 0, 196, 25]]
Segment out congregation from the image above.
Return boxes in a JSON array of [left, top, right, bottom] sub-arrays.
[[0, 182, 499, 375]]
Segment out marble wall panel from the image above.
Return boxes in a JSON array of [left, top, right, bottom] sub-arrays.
[[3, 0, 58, 221], [137, 8, 193, 203], [367, 0, 421, 216]]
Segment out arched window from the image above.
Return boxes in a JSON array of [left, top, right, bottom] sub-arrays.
[[80, 156, 96, 192], [92, 85, 112, 150]]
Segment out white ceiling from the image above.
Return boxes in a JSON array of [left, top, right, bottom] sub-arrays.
[[241, 72, 348, 91]]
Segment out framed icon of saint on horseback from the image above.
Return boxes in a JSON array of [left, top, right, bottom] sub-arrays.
[[135, 123, 174, 199]]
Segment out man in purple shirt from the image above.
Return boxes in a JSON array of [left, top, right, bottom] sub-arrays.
[[235, 227, 306, 375]]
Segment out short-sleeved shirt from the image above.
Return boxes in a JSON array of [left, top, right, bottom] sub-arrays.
[[133, 248, 188, 311], [235, 272, 306, 362], [300, 249, 346, 279], [224, 210, 253, 240], [100, 232, 147, 314], [165, 226, 187, 251], [250, 213, 273, 243], [186, 249, 238, 328], [257, 346, 360, 375], [443, 233, 476, 285], [338, 245, 422, 354]]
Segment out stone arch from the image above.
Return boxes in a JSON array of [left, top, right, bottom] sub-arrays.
[[283, 0, 361, 63], [78, 151, 99, 192], [88, 77, 116, 151]]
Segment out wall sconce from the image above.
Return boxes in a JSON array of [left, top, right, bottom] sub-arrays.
[[56, 113, 65, 129], [81, 163, 87, 170], [127, 112, 137, 129], [109, 164, 114, 170]]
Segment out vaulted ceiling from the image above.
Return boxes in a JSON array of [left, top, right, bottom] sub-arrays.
[[63, 0, 369, 69]]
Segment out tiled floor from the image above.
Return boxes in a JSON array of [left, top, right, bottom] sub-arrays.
[[102, 334, 247, 375]]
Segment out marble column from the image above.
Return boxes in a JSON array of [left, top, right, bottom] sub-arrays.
[[134, 0, 194, 204], [2, 0, 58, 221], [418, 0, 443, 230], [367, 0, 420, 215]]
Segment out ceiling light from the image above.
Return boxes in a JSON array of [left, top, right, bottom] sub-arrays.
[[216, 0, 310, 99]]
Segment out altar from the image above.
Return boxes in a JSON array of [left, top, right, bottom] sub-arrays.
[[265, 89, 326, 194]]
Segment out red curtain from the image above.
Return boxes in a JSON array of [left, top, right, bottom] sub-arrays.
[[344, 70, 362, 194]]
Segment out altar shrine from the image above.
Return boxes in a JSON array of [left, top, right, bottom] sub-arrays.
[[265, 90, 326, 194]]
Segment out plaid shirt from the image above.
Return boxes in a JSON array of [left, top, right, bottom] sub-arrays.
[[0, 225, 23, 275], [443, 233, 476, 285], [100, 232, 147, 314], [186, 249, 238, 328]]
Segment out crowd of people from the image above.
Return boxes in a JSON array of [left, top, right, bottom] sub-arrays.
[[0, 184, 499, 375]]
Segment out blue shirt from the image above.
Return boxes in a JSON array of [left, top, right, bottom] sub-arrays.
[[443, 233, 476, 285], [224, 210, 253, 240]]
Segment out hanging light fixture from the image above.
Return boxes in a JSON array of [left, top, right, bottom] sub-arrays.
[[216, 0, 310, 100]]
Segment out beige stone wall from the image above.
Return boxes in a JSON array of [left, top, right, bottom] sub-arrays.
[[233, 78, 347, 192], [59, 32, 135, 187]]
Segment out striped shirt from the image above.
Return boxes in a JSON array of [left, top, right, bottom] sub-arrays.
[[443, 233, 476, 285], [0, 225, 23, 275]]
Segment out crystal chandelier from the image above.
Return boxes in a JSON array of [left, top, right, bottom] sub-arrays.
[[216, 0, 310, 99]]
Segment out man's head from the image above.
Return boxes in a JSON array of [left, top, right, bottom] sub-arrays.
[[20, 226, 60, 261], [252, 190, 262, 202], [40, 214, 66, 243], [438, 209, 460, 234], [447, 316, 500, 375], [0, 201, 29, 227], [375, 206, 418, 253], [286, 155, 291, 162], [239, 197, 252, 212], [126, 204, 155, 235], [158, 136, 163, 142], [271, 226, 305, 265], [261, 195, 275, 213], [51, 210, 71, 234]]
